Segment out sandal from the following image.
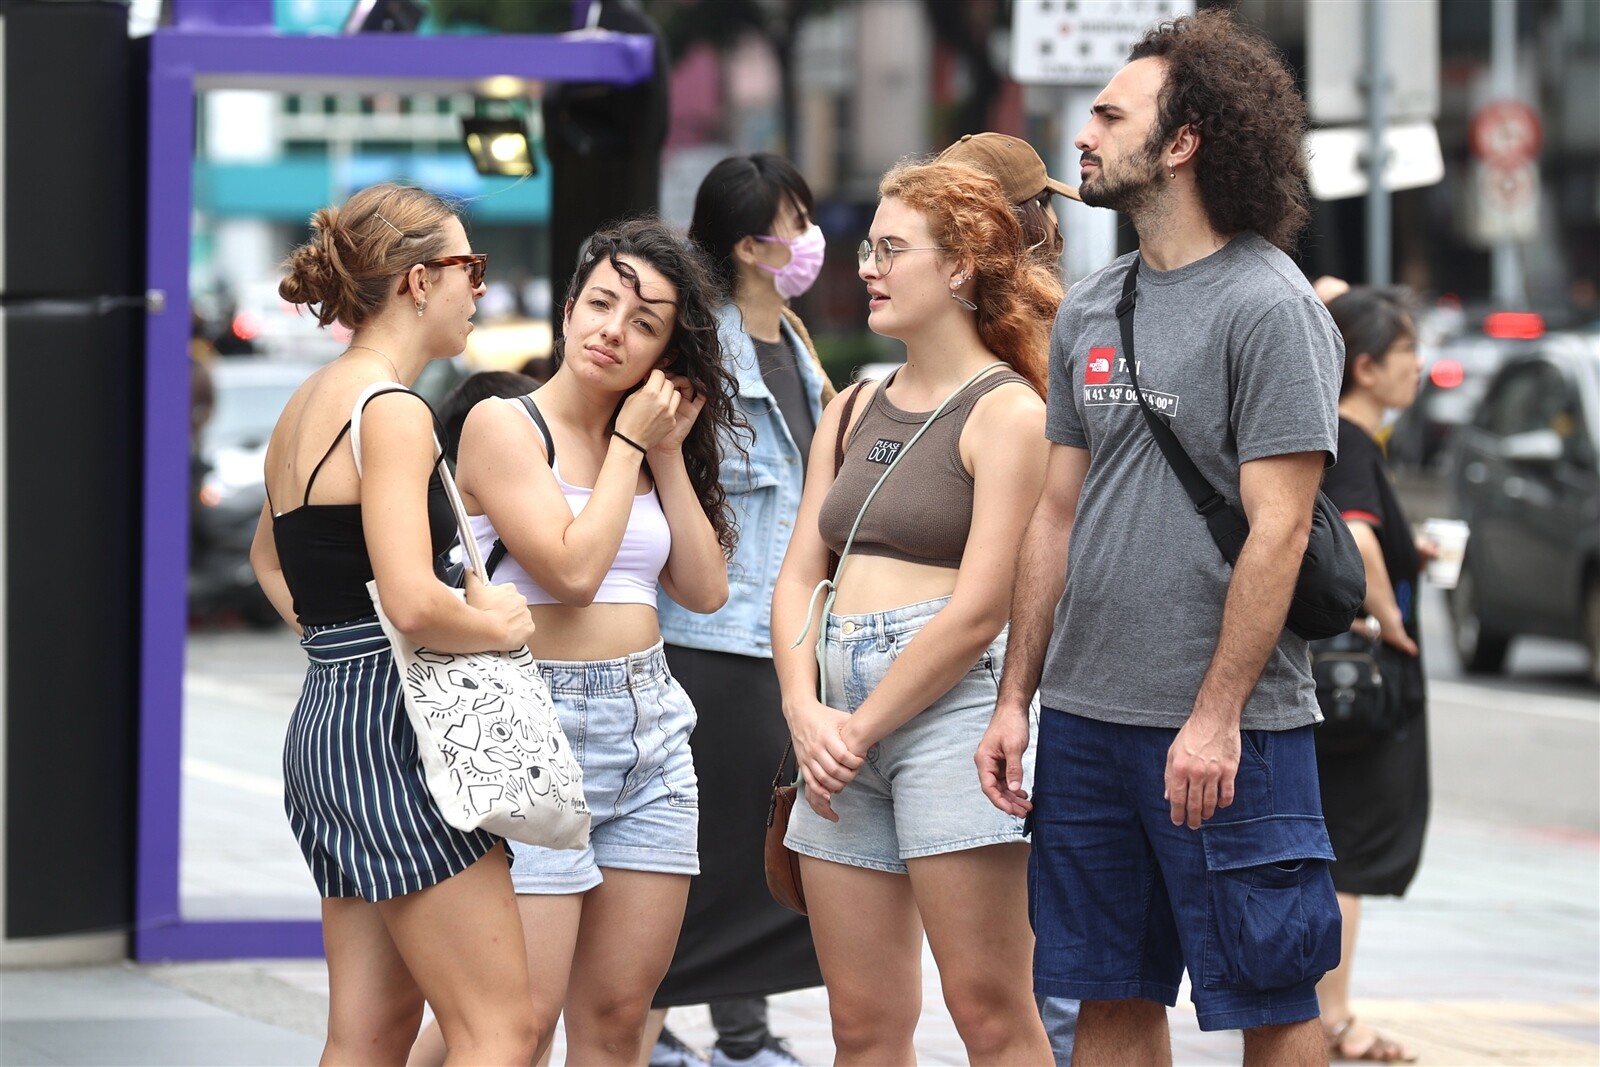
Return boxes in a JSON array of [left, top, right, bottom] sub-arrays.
[[1325, 1016, 1418, 1063]]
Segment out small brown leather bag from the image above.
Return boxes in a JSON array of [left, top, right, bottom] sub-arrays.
[[763, 742, 806, 914]]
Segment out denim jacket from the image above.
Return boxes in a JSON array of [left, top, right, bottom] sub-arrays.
[[658, 303, 828, 658]]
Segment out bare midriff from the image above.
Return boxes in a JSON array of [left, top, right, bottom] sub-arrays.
[[526, 602, 662, 662], [826, 554, 959, 617]]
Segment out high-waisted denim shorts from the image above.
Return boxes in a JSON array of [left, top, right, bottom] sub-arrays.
[[509, 640, 700, 894], [784, 596, 1033, 873]]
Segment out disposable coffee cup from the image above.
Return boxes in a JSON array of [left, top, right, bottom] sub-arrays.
[[1422, 519, 1470, 589]]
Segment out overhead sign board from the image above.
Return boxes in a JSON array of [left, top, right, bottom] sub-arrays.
[[1307, 0, 1439, 123], [1305, 122, 1445, 201], [1011, 0, 1194, 86]]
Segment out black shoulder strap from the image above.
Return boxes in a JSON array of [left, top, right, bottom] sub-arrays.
[[516, 394, 555, 465], [1117, 261, 1248, 563], [482, 394, 556, 581], [302, 421, 353, 507]]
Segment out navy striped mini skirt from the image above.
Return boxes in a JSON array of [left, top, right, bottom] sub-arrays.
[[283, 616, 500, 902]]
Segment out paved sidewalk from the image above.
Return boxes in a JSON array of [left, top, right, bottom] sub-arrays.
[[3, 815, 1594, 1066]]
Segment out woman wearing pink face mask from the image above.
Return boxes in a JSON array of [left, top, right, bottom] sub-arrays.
[[646, 154, 834, 1067]]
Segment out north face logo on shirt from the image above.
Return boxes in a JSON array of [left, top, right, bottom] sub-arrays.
[[866, 438, 903, 464], [1085, 346, 1115, 385]]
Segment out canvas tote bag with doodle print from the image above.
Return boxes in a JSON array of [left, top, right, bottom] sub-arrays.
[[351, 383, 590, 850]]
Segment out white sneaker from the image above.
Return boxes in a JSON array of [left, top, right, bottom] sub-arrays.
[[708, 1037, 806, 1067], [650, 1027, 708, 1067]]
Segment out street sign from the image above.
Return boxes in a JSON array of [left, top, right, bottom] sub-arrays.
[[1469, 100, 1543, 168], [1011, 0, 1194, 86], [1471, 160, 1540, 243], [1307, 0, 1439, 124], [1305, 122, 1445, 201]]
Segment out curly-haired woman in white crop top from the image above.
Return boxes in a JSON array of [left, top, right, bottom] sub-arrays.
[[411, 218, 744, 1067]]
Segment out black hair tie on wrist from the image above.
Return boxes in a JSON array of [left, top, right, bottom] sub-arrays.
[[611, 430, 648, 455]]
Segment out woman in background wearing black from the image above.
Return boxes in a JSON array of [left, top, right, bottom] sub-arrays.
[[1316, 286, 1432, 1063]]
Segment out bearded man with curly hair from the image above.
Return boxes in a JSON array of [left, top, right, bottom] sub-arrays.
[[976, 10, 1347, 1065]]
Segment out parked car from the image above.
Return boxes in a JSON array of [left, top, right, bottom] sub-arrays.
[[1447, 332, 1600, 684], [1389, 309, 1551, 471], [190, 359, 320, 626]]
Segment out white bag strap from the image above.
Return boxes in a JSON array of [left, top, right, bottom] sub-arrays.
[[347, 381, 488, 579], [791, 363, 1004, 705]]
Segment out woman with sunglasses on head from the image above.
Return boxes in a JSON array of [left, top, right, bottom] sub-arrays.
[[770, 160, 1062, 1066], [937, 131, 1078, 269], [248, 182, 537, 1065], [644, 153, 831, 1067], [432, 217, 742, 1067]]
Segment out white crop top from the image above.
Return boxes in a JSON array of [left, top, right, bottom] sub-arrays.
[[468, 458, 671, 608]]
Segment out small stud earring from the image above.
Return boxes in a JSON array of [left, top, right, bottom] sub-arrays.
[[415, 300, 427, 317], [1168, 166, 1176, 180]]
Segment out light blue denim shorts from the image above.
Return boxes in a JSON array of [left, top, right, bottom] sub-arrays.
[[509, 640, 700, 894], [784, 597, 1033, 873]]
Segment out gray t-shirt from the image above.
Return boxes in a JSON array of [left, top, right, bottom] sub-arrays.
[[1041, 233, 1343, 731]]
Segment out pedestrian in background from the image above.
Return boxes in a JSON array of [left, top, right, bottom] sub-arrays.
[[250, 182, 538, 1065], [1315, 286, 1431, 1064], [647, 153, 831, 1067], [424, 217, 742, 1067], [771, 158, 1061, 1066], [982, 12, 1346, 1064], [938, 131, 1076, 266]]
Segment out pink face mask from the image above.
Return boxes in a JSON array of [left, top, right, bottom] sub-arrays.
[[753, 223, 826, 299]]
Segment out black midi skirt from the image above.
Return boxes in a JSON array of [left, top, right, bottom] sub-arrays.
[[1316, 705, 1431, 897], [653, 645, 823, 1005]]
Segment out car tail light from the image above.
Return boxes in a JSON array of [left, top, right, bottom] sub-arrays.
[[232, 311, 262, 341], [1483, 311, 1544, 339], [1430, 359, 1465, 389]]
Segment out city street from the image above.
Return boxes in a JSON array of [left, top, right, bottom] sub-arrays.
[[2, 584, 1595, 1066]]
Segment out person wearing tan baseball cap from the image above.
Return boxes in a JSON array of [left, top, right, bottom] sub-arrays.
[[939, 131, 1079, 263]]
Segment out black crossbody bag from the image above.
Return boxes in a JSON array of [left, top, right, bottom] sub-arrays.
[[1115, 261, 1364, 641]]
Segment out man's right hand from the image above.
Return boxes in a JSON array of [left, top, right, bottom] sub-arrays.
[[976, 699, 1034, 816], [463, 569, 537, 650]]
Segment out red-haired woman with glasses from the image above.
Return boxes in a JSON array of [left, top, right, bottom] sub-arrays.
[[770, 160, 1062, 1065], [249, 182, 537, 1065]]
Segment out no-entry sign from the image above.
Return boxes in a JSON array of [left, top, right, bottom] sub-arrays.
[[1469, 100, 1543, 169]]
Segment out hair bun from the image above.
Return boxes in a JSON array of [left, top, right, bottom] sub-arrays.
[[278, 206, 360, 327]]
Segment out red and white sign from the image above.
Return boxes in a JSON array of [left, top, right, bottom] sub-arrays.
[[1469, 100, 1543, 169]]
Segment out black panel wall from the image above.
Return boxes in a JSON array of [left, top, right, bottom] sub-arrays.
[[3, 0, 144, 939]]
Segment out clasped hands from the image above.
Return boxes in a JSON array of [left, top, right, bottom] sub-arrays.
[[789, 699, 870, 823]]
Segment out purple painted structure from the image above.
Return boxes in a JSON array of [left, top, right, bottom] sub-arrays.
[[137, 26, 652, 962]]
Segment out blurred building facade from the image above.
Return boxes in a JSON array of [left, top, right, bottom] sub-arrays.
[[651, 0, 1600, 344]]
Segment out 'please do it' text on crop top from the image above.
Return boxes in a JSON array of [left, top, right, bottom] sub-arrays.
[[467, 399, 670, 606]]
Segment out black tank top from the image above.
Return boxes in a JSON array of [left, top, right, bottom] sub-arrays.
[[271, 390, 456, 627]]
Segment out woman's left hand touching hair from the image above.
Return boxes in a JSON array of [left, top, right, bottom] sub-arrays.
[[650, 374, 707, 458]]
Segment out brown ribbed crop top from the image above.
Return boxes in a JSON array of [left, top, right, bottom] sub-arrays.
[[816, 367, 1030, 568]]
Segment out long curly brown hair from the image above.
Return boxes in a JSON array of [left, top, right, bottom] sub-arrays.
[[1129, 9, 1311, 252], [878, 160, 1063, 395], [554, 217, 748, 557]]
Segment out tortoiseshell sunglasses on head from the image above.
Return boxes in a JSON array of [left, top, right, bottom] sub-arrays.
[[398, 253, 488, 293]]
